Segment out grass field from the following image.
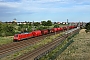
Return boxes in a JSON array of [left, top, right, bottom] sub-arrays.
[[56, 29, 90, 60], [0, 36, 13, 45], [0, 32, 64, 60]]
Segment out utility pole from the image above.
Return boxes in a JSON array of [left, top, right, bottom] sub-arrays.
[[55, 30, 56, 35], [67, 19, 69, 30], [67, 19, 68, 25], [67, 19, 69, 36], [78, 21, 80, 27]]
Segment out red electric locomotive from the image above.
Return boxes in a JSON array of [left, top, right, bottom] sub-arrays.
[[13, 30, 42, 41], [13, 32, 33, 42]]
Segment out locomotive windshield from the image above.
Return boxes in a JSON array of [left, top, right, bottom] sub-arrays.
[[14, 34, 18, 37]]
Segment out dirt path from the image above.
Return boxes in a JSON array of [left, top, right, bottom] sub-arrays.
[[56, 29, 90, 60]]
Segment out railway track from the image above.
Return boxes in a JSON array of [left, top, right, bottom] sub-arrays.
[[14, 28, 80, 60], [0, 31, 61, 58], [13, 35, 67, 60]]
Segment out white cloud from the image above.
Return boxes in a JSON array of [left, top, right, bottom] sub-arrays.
[[0, 0, 90, 14], [0, 2, 21, 8]]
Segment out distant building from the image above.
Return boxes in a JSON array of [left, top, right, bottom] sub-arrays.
[[57, 22, 60, 24], [13, 18, 17, 22], [62, 22, 66, 24]]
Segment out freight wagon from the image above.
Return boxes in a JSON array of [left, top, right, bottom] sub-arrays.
[[13, 26, 77, 42]]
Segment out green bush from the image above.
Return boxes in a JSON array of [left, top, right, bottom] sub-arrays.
[[85, 30, 90, 33], [37, 26, 48, 30], [0, 23, 15, 36], [85, 22, 90, 30], [54, 24, 59, 28]]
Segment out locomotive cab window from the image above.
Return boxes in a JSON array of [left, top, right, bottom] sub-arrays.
[[14, 34, 18, 37]]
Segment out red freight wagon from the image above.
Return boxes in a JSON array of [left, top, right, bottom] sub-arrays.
[[57, 28, 60, 31], [50, 28, 58, 33], [68, 26, 74, 29], [62, 27, 67, 30], [71, 26, 75, 29], [32, 30, 42, 37], [57, 28, 63, 31], [67, 26, 75, 30], [67, 26, 70, 30], [59, 27, 63, 31], [13, 32, 33, 41], [41, 29, 49, 35]]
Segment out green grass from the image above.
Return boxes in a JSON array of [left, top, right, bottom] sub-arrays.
[[0, 36, 13, 45], [56, 29, 90, 60], [49, 24, 68, 28], [39, 39, 69, 60], [39, 32, 77, 60], [59, 24, 68, 27], [0, 32, 64, 60]]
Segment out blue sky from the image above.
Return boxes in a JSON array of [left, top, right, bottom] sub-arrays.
[[0, 0, 90, 22]]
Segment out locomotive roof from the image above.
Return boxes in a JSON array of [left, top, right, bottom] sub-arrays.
[[18, 32, 30, 34]]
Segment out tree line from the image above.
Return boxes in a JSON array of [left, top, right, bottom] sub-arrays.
[[0, 20, 53, 37], [0, 23, 15, 36]]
